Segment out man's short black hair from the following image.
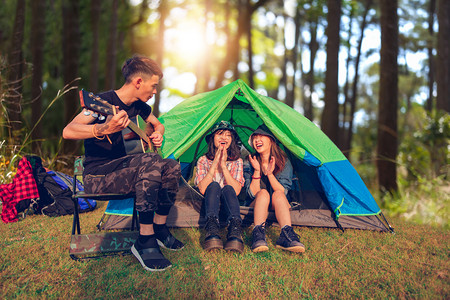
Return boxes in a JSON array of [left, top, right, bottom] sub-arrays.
[[121, 55, 163, 83]]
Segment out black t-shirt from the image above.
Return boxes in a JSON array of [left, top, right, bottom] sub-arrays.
[[83, 90, 152, 174]]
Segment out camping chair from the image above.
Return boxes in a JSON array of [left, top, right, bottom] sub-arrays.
[[69, 156, 139, 260]]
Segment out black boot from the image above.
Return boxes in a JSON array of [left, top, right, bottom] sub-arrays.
[[224, 217, 244, 253], [204, 216, 223, 251]]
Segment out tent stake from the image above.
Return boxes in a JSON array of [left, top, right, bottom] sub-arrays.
[[379, 212, 395, 233]]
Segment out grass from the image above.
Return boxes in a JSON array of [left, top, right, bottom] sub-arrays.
[[1, 202, 448, 299]]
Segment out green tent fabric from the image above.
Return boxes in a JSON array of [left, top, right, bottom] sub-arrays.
[[101, 79, 392, 232]]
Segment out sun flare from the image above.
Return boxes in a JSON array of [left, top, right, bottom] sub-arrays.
[[167, 22, 206, 61]]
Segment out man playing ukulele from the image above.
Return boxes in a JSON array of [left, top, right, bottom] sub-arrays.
[[63, 55, 184, 271]]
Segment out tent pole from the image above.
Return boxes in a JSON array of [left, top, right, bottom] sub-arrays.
[[378, 212, 395, 233], [334, 218, 345, 233]]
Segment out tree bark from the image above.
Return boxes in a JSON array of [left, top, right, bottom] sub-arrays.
[[436, 0, 450, 112], [6, 0, 25, 143], [341, 4, 354, 152], [343, 0, 373, 155], [89, 0, 101, 92], [154, 0, 168, 118], [62, 0, 81, 155], [246, 0, 255, 88], [30, 0, 46, 154], [321, 0, 341, 144], [214, 1, 232, 89], [232, 0, 246, 82], [104, 0, 118, 90], [278, 15, 288, 102], [377, 0, 399, 194], [286, 7, 302, 108], [304, 14, 319, 121], [194, 0, 211, 94], [425, 0, 436, 112]]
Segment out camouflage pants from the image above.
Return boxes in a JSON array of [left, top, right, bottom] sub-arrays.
[[84, 152, 181, 213]]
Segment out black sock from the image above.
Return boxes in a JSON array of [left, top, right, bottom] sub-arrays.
[[153, 223, 170, 240], [137, 234, 158, 248]]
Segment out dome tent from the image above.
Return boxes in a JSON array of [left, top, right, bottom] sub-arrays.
[[99, 79, 392, 232]]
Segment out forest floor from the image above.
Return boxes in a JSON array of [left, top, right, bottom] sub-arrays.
[[1, 202, 448, 299]]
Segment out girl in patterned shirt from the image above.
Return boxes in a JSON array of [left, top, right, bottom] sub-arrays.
[[194, 121, 245, 253]]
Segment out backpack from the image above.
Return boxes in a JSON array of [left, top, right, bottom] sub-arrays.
[[26, 156, 97, 217]]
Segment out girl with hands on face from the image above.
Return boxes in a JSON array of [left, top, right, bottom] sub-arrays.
[[245, 124, 305, 254], [194, 121, 245, 253]]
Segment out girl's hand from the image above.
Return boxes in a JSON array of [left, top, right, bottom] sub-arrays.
[[248, 154, 261, 172], [262, 156, 275, 175], [210, 146, 221, 173], [267, 156, 275, 175], [219, 146, 228, 170]]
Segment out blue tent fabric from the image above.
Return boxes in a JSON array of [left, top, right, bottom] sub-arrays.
[[318, 161, 381, 217]]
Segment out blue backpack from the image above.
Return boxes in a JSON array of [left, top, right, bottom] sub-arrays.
[[27, 156, 97, 217], [47, 170, 97, 214]]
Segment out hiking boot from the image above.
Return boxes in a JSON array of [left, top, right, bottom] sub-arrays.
[[154, 223, 185, 251], [224, 217, 244, 253], [131, 239, 172, 271], [203, 216, 223, 251], [276, 225, 305, 253], [251, 223, 269, 253]]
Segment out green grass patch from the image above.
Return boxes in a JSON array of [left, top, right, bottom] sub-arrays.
[[1, 202, 448, 299]]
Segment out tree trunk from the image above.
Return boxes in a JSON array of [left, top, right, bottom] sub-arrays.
[[340, 4, 354, 152], [104, 0, 118, 90], [214, 1, 232, 89], [286, 7, 302, 108], [377, 0, 399, 194], [246, 0, 254, 88], [6, 0, 25, 143], [30, 0, 46, 155], [425, 0, 436, 112], [304, 19, 319, 121], [436, 0, 450, 112], [343, 0, 373, 155], [278, 15, 288, 101], [89, 0, 101, 92], [232, 0, 246, 81], [62, 0, 81, 155], [203, 0, 211, 91], [321, 0, 341, 144], [154, 0, 168, 118], [194, 0, 211, 94]]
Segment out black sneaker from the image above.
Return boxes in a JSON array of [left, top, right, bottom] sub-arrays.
[[251, 223, 269, 253], [154, 224, 185, 251], [276, 225, 305, 253], [131, 240, 172, 271], [224, 217, 244, 253], [204, 216, 223, 251]]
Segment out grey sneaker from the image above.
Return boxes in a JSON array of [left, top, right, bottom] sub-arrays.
[[276, 225, 305, 253], [251, 223, 269, 253]]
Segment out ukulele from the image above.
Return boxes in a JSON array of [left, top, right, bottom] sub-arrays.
[[79, 89, 157, 155]]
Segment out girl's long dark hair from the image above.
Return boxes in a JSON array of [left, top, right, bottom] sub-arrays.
[[252, 137, 286, 175], [205, 130, 241, 161]]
